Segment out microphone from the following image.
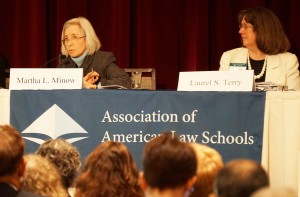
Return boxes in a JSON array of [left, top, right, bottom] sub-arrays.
[[57, 56, 72, 68], [40, 55, 66, 68]]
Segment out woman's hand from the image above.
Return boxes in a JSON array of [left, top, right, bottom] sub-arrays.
[[83, 71, 100, 89]]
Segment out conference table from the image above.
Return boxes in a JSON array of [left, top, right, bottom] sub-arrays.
[[0, 89, 299, 194]]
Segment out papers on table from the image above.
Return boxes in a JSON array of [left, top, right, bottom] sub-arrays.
[[255, 82, 288, 91]]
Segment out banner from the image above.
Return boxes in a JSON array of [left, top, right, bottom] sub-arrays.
[[10, 90, 266, 169]]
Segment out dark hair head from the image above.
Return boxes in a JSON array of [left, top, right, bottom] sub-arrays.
[[142, 131, 197, 190], [0, 125, 24, 176], [216, 159, 269, 197], [238, 7, 290, 54]]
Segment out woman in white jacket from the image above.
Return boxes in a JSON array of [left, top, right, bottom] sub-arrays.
[[219, 7, 300, 91]]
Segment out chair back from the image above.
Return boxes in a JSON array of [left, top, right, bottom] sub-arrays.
[[124, 68, 156, 90]]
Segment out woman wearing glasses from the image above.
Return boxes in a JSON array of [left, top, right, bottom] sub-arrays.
[[59, 17, 132, 89], [219, 7, 300, 91]]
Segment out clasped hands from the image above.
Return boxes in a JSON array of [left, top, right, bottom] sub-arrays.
[[83, 70, 99, 89]]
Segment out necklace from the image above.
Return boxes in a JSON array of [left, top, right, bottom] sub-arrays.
[[247, 52, 267, 79]]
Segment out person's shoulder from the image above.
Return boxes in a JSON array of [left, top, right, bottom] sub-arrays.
[[223, 47, 247, 55], [0, 183, 44, 197], [277, 51, 297, 58], [95, 50, 115, 57], [220, 48, 247, 62], [17, 190, 45, 197], [93, 50, 117, 65], [270, 51, 298, 61]]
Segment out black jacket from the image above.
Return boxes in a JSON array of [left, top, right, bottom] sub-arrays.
[[59, 50, 132, 89], [0, 182, 44, 197]]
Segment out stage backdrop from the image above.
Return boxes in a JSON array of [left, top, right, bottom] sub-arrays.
[[1, 0, 300, 90], [10, 90, 265, 169]]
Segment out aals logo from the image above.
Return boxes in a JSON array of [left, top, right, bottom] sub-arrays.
[[21, 104, 88, 144]]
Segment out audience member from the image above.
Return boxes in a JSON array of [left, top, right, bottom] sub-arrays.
[[140, 131, 197, 197], [58, 16, 132, 89], [0, 125, 43, 197], [250, 187, 297, 197], [35, 138, 81, 195], [21, 154, 69, 197], [74, 141, 143, 197], [189, 143, 224, 197], [219, 7, 300, 90], [213, 159, 269, 197]]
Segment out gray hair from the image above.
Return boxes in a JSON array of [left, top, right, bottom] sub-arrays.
[[61, 17, 101, 56], [36, 138, 81, 188]]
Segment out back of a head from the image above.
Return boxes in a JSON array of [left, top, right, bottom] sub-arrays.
[[75, 141, 143, 197], [0, 125, 24, 176], [35, 138, 81, 188], [215, 159, 269, 197], [21, 154, 68, 197], [189, 143, 224, 197], [142, 131, 197, 190]]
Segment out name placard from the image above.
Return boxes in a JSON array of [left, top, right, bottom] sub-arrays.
[[177, 70, 254, 91], [9, 68, 83, 90]]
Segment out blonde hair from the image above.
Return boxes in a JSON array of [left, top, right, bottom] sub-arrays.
[[61, 16, 101, 56], [21, 154, 69, 197], [189, 143, 224, 197]]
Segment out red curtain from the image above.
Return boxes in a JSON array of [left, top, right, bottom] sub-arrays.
[[1, 0, 300, 89]]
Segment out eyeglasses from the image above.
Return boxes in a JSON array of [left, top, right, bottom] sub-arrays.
[[239, 23, 253, 30], [62, 36, 86, 45]]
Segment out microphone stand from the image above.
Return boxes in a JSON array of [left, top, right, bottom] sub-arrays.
[[40, 55, 66, 68]]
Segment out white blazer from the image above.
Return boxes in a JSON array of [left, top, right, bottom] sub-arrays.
[[220, 47, 300, 91]]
